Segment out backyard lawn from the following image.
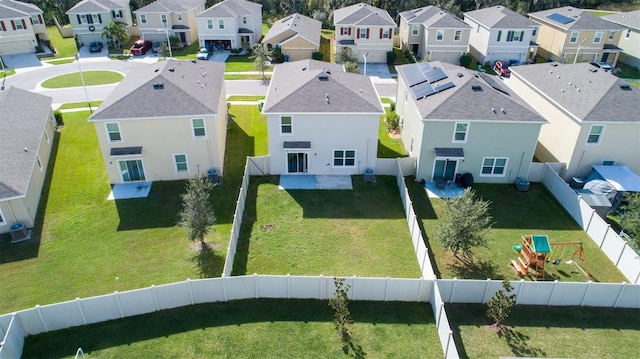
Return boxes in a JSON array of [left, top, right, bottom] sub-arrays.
[[226, 55, 273, 72], [407, 180, 627, 282], [46, 26, 77, 58], [448, 303, 640, 359], [378, 109, 407, 158], [40, 71, 123, 88], [320, 29, 334, 63], [23, 299, 442, 358]]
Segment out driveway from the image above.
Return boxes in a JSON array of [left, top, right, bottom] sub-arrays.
[[360, 63, 391, 79], [210, 50, 230, 62], [2, 53, 42, 69]]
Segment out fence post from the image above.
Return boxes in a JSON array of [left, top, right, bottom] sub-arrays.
[[287, 274, 291, 299], [417, 277, 423, 302], [515, 280, 525, 304], [449, 278, 457, 302], [481, 279, 491, 303], [384, 277, 390, 302], [75, 298, 87, 325], [151, 285, 160, 311], [444, 330, 453, 359], [437, 303, 444, 326], [546, 280, 558, 306], [613, 283, 626, 308], [351, 275, 357, 300], [599, 226, 610, 248], [319, 274, 324, 300], [187, 279, 194, 305], [635, 269, 640, 285], [114, 291, 124, 318], [580, 281, 592, 306], [221, 275, 228, 302], [422, 246, 429, 275], [35, 305, 48, 332], [615, 244, 627, 266], [254, 273, 259, 299]]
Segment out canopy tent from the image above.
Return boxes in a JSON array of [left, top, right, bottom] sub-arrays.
[[584, 166, 640, 210]]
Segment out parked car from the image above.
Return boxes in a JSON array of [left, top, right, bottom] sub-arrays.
[[197, 47, 211, 60], [88, 41, 103, 53], [130, 40, 153, 56], [590, 62, 613, 72], [493, 60, 511, 77], [151, 42, 161, 54]]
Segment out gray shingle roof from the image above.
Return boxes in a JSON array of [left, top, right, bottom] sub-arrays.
[[0, 87, 52, 200], [511, 62, 640, 123], [0, 4, 26, 19], [135, 0, 203, 14], [67, 0, 129, 14], [0, 0, 42, 18], [262, 13, 321, 46], [263, 59, 383, 114], [529, 6, 625, 31], [603, 10, 640, 31], [334, 2, 396, 27], [400, 6, 469, 29], [197, 0, 261, 18], [464, 5, 536, 29], [396, 62, 544, 123], [89, 59, 225, 121]]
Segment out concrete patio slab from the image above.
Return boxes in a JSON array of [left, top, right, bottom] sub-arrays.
[[108, 182, 152, 200], [316, 175, 353, 190], [424, 181, 464, 199]]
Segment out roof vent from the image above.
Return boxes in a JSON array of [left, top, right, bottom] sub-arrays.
[[589, 68, 598, 72], [471, 85, 483, 92], [457, 72, 464, 77], [325, 93, 330, 104], [153, 82, 164, 89], [557, 75, 561, 78], [326, 70, 331, 75], [491, 108, 496, 113], [501, 108, 506, 114], [561, 89, 565, 93], [620, 84, 632, 91], [576, 88, 580, 92], [168, 67, 175, 72], [154, 68, 160, 72], [302, 66, 307, 71], [550, 62, 558, 67], [318, 75, 329, 81], [191, 59, 197, 63]]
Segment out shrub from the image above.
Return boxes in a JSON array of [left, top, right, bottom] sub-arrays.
[[386, 50, 397, 65], [335, 47, 357, 64], [385, 111, 399, 132], [343, 61, 360, 73], [460, 54, 473, 68], [53, 110, 64, 127], [389, 101, 396, 112], [312, 51, 323, 61]]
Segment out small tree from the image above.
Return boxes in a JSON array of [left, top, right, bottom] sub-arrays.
[[343, 61, 360, 73], [386, 50, 397, 66], [334, 47, 357, 64], [621, 193, 640, 251], [53, 110, 64, 127], [459, 54, 472, 68], [158, 42, 170, 58], [179, 175, 216, 252], [101, 22, 127, 49], [435, 188, 494, 259], [328, 277, 353, 341], [486, 280, 517, 327], [385, 111, 399, 132], [311, 51, 323, 60], [250, 44, 270, 80]]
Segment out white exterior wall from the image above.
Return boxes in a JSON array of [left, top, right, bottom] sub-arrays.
[[335, 25, 394, 63], [464, 17, 534, 64], [69, 11, 128, 46], [197, 17, 239, 47], [423, 28, 470, 64], [0, 16, 37, 55], [619, 27, 640, 68], [137, 6, 202, 45], [266, 113, 379, 175]]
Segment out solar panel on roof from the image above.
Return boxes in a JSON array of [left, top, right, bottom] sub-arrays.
[[405, 66, 428, 87], [412, 82, 436, 99], [425, 67, 447, 84], [546, 13, 575, 25], [418, 62, 432, 73], [479, 73, 510, 95], [434, 81, 455, 93]]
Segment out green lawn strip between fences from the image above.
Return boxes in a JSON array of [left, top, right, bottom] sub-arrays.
[[56, 101, 103, 110], [378, 109, 407, 158], [227, 95, 265, 101], [41, 71, 123, 88], [46, 26, 78, 58], [226, 55, 273, 72]]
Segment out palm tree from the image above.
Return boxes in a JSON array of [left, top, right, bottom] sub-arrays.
[[101, 22, 128, 49]]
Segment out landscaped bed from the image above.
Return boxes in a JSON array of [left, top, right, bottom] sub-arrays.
[[407, 179, 627, 282]]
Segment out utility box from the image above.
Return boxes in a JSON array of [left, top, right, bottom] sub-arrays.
[[207, 169, 218, 184], [364, 168, 375, 183], [516, 177, 530, 192]]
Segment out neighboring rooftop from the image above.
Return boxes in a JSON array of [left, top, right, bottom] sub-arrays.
[[334, 2, 396, 27], [67, 0, 129, 14], [529, 6, 625, 31], [603, 9, 640, 31], [511, 62, 640, 123], [197, 0, 261, 18], [89, 59, 225, 121], [464, 5, 537, 29], [0, 87, 52, 200], [134, 0, 203, 13], [262, 13, 321, 46], [396, 61, 544, 123], [399, 6, 470, 29], [262, 59, 383, 114], [0, 0, 42, 19]]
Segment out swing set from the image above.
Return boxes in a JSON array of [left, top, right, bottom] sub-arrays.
[[549, 241, 590, 279], [510, 235, 590, 280]]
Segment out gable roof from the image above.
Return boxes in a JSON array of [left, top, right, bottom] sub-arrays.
[[529, 6, 625, 31], [603, 10, 640, 31], [397, 62, 544, 123], [197, 0, 261, 18], [89, 59, 225, 121], [399, 6, 469, 29], [67, 0, 129, 14], [262, 13, 321, 46], [0, 87, 52, 200], [134, 0, 204, 14], [263, 59, 383, 114], [511, 62, 640, 123], [464, 5, 536, 29], [334, 2, 396, 27], [0, 0, 42, 19]]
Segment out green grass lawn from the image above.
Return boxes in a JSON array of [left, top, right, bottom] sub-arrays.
[[378, 110, 407, 158], [226, 55, 273, 72], [171, 41, 201, 60], [40, 71, 123, 88], [23, 299, 442, 358], [320, 29, 334, 63], [615, 62, 640, 79], [56, 101, 103, 110], [233, 175, 420, 278], [44, 58, 76, 65], [626, 80, 640, 88], [406, 180, 627, 282], [448, 303, 640, 359], [586, 10, 619, 17], [227, 95, 265, 101], [225, 73, 271, 80], [46, 26, 77, 58], [1, 67, 16, 77]]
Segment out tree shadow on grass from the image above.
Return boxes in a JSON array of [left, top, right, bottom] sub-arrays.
[[342, 333, 367, 359], [448, 255, 499, 279], [190, 243, 225, 278], [498, 326, 547, 358], [405, 177, 442, 278]]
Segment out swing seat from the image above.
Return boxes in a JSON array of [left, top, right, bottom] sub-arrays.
[[553, 258, 561, 265]]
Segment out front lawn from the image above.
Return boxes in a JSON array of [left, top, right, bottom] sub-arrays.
[[40, 71, 123, 88], [448, 303, 640, 359], [56, 101, 103, 110], [615, 62, 640, 79], [407, 180, 627, 282], [46, 26, 77, 58], [226, 55, 273, 72]]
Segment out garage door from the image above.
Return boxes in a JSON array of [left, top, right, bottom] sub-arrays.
[[430, 51, 462, 64], [0, 40, 34, 55], [356, 49, 387, 63], [492, 52, 522, 64]]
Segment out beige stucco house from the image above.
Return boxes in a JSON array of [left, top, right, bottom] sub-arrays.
[[262, 59, 384, 175], [134, 0, 205, 46], [529, 6, 625, 65], [395, 62, 546, 183], [508, 62, 640, 180], [334, 2, 396, 63], [262, 13, 321, 62], [196, 0, 262, 51], [0, 87, 56, 234], [89, 60, 227, 184], [0, 0, 47, 55], [66, 0, 133, 47], [398, 6, 470, 64], [603, 10, 640, 68]]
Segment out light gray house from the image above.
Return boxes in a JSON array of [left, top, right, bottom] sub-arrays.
[[0, 0, 48, 55], [66, 0, 133, 47], [134, 0, 205, 46], [196, 0, 262, 50], [603, 10, 640, 68], [395, 61, 546, 183]]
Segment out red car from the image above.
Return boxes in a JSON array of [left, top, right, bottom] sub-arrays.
[[493, 61, 511, 77], [130, 40, 153, 55]]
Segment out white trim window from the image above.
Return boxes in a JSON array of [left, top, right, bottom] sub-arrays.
[[15, 20, 24, 30], [453, 122, 469, 143], [174, 154, 188, 172], [626, 29, 631, 39], [601, 159, 617, 166], [436, 30, 444, 41], [140, 14, 147, 24], [0, 208, 6, 225], [359, 28, 367, 39], [454, 30, 462, 41], [36, 155, 42, 172], [105, 122, 122, 143], [218, 19, 224, 29], [586, 124, 605, 145], [192, 118, 206, 138], [593, 31, 603, 44], [608, 31, 616, 41], [411, 25, 419, 36], [481, 157, 508, 177], [280, 116, 292, 135], [242, 16, 247, 24], [207, 19, 213, 29], [382, 28, 391, 39], [44, 129, 49, 144], [333, 150, 356, 167], [569, 31, 579, 43], [161, 14, 167, 24]]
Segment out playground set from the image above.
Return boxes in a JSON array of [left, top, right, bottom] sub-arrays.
[[510, 235, 590, 281]]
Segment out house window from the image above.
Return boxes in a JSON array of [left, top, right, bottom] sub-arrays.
[[44, 129, 49, 144], [453, 122, 469, 143], [32, 15, 40, 24], [532, 27, 537, 36], [36, 155, 42, 172], [218, 19, 224, 29], [140, 14, 147, 24], [412, 25, 419, 36], [608, 31, 616, 41], [626, 28, 631, 39], [506, 30, 523, 42], [0, 208, 6, 225], [15, 20, 24, 30], [105, 123, 122, 143], [333, 150, 356, 167], [359, 28, 366, 39], [594, 31, 603, 44], [381, 28, 390, 39], [280, 116, 292, 135], [207, 19, 213, 29], [587, 125, 605, 145], [454, 30, 462, 41], [601, 159, 617, 166], [243, 16, 247, 24], [570, 31, 579, 43], [161, 14, 167, 24], [481, 157, 508, 176], [174, 154, 188, 172], [192, 118, 206, 138], [436, 30, 444, 41], [497, 30, 502, 41]]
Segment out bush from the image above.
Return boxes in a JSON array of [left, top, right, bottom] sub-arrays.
[[53, 110, 64, 127], [386, 50, 397, 65], [343, 61, 360, 73], [390, 101, 396, 112], [385, 111, 399, 132], [335, 47, 357, 64], [312, 51, 323, 61], [460, 54, 472, 68]]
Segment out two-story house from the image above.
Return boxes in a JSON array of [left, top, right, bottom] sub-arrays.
[[602, 10, 640, 68], [66, 0, 133, 47], [395, 61, 546, 184], [464, 5, 539, 65], [398, 6, 470, 64], [89, 60, 227, 184], [0, 0, 47, 55], [196, 0, 262, 51], [508, 62, 640, 180], [529, 6, 625, 66], [334, 2, 396, 63], [134, 0, 205, 47], [262, 13, 321, 62], [262, 59, 384, 176]]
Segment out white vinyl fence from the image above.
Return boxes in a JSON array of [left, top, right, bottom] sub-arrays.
[[222, 158, 251, 277], [431, 281, 460, 359], [528, 162, 564, 182]]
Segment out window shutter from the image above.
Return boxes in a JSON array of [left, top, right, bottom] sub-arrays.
[[497, 31, 501, 41], [0, 21, 5, 32], [112, 10, 115, 17], [379, 28, 382, 38], [77, 15, 81, 24], [98, 14, 102, 23], [119, 10, 123, 17], [348, 27, 351, 35], [30, 18, 34, 25], [11, 20, 16, 30], [390, 28, 393, 38], [39, 14, 43, 24], [340, 27, 343, 35], [366, 28, 369, 39], [520, 31, 524, 41], [22, 19, 27, 29], [357, 29, 360, 39]]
